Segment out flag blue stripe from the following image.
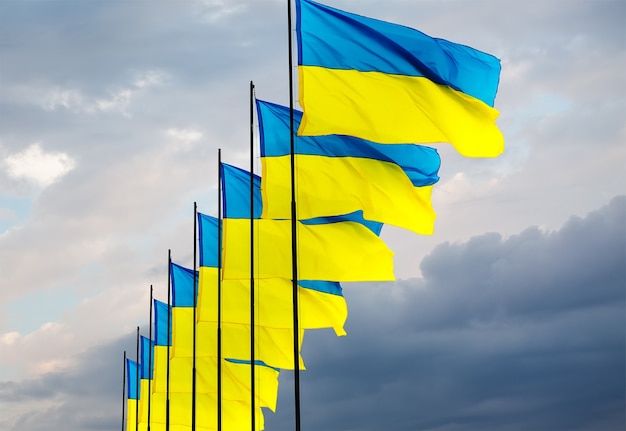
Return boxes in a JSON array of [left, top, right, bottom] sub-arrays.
[[126, 359, 139, 399], [297, 0, 501, 106], [139, 336, 154, 380], [257, 99, 440, 187], [170, 262, 197, 307], [154, 299, 172, 346], [198, 213, 220, 269]]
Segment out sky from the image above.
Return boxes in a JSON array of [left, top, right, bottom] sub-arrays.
[[0, 0, 624, 430]]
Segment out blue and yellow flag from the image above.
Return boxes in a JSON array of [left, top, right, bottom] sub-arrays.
[[220, 163, 395, 282], [198, 209, 348, 337], [150, 304, 278, 430], [258, 99, 439, 234], [296, 0, 503, 157], [167, 261, 281, 410], [194, 219, 308, 370], [126, 358, 139, 430], [150, 299, 170, 397], [138, 336, 156, 428]]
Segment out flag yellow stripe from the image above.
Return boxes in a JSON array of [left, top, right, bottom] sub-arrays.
[[298, 66, 503, 158]]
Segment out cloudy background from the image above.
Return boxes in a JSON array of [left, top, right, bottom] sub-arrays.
[[0, 0, 624, 430]]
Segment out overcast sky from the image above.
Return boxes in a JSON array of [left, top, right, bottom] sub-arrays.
[[0, 0, 624, 430]]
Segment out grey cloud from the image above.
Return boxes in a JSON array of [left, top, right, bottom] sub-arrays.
[[266, 196, 625, 431], [0, 329, 139, 431]]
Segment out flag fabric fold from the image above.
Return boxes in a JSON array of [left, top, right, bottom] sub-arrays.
[[296, 0, 503, 157], [257, 99, 439, 234]]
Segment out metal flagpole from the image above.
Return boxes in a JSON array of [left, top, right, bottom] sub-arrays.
[[147, 286, 153, 431], [217, 149, 223, 431], [166, 250, 172, 431], [192, 202, 198, 431], [287, 1, 302, 429], [122, 350, 127, 431], [135, 326, 140, 431], [249, 80, 256, 431]]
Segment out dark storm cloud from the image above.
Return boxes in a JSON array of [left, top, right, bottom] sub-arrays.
[[0, 329, 139, 431], [266, 196, 625, 431]]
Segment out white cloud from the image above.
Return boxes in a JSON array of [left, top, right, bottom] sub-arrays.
[[4, 144, 75, 188], [197, 0, 247, 22], [0, 332, 20, 346], [41, 69, 167, 116], [42, 88, 84, 111], [93, 88, 133, 116], [132, 70, 167, 89], [166, 127, 203, 151]]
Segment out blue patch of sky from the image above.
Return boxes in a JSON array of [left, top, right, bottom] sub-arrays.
[[5, 286, 81, 336], [0, 196, 32, 234], [505, 92, 572, 135]]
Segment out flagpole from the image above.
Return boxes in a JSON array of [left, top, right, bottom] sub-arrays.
[[136, 326, 140, 431], [249, 80, 256, 431], [192, 202, 198, 431], [217, 149, 223, 431], [287, 1, 302, 429], [166, 250, 172, 431], [122, 350, 127, 431], [147, 286, 153, 431]]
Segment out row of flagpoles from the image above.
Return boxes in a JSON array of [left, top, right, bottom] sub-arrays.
[[119, 0, 503, 430]]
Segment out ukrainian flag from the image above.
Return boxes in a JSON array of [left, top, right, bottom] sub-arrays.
[[151, 300, 279, 412], [137, 336, 156, 429], [258, 99, 439, 234], [126, 358, 140, 431], [198, 202, 349, 336], [220, 163, 395, 282], [166, 262, 282, 405], [196, 214, 306, 370], [296, 0, 503, 157]]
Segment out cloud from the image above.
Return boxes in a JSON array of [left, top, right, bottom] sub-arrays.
[[42, 88, 85, 111], [166, 127, 204, 152], [41, 70, 167, 117], [3, 143, 75, 188], [0, 197, 622, 431], [266, 196, 625, 431], [196, 0, 248, 23], [0, 334, 136, 431]]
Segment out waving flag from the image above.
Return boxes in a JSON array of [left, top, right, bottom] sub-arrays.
[[138, 336, 155, 427], [126, 359, 139, 431], [169, 258, 301, 371], [258, 99, 439, 234], [220, 163, 394, 282], [145, 275, 276, 430], [296, 0, 503, 157], [198, 211, 348, 336], [166, 262, 281, 408]]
